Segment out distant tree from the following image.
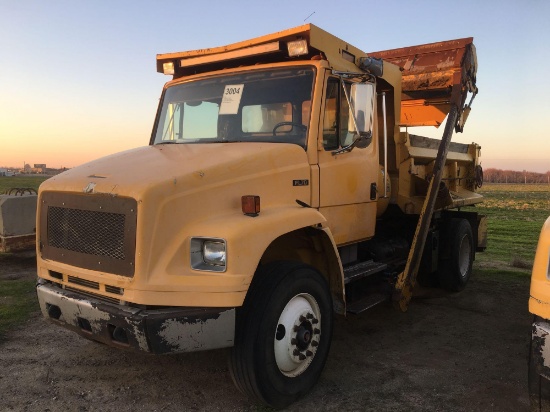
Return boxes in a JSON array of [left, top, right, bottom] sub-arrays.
[[481, 168, 549, 184], [488, 168, 498, 183]]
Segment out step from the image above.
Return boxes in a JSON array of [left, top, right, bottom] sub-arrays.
[[346, 293, 389, 314], [343, 260, 388, 285]]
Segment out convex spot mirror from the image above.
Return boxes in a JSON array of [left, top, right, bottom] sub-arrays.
[[348, 82, 376, 147]]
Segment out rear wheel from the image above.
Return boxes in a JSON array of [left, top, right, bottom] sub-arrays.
[[228, 261, 333, 409], [439, 218, 473, 291]]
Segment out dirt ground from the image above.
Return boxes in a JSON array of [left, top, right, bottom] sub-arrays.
[[0, 256, 532, 412]]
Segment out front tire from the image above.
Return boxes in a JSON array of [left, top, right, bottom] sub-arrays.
[[228, 261, 333, 409]]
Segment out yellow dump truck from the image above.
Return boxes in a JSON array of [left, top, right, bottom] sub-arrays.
[[36, 25, 485, 408], [529, 217, 550, 410]]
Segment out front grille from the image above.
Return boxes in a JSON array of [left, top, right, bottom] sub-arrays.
[[105, 285, 124, 295], [49, 270, 63, 280], [40, 192, 137, 277], [65, 286, 121, 305], [48, 207, 126, 260], [68, 275, 100, 290]]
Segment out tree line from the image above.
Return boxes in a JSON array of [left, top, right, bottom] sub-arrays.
[[484, 168, 550, 184]]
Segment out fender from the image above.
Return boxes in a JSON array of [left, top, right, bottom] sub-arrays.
[[179, 205, 346, 309], [184, 205, 328, 275]]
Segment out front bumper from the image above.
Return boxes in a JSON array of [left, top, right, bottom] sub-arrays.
[[531, 318, 550, 379], [36, 282, 235, 354]]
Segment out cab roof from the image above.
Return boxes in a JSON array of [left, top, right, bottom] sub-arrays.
[[156, 24, 369, 78]]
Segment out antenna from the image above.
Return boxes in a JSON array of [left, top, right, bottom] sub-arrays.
[[304, 11, 315, 22]]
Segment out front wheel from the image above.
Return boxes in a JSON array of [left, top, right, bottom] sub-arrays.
[[228, 261, 333, 409]]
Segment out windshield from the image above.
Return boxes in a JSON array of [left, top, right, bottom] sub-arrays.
[[152, 67, 314, 148]]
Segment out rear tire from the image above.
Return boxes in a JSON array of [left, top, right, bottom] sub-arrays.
[[438, 218, 473, 291], [228, 261, 333, 409]]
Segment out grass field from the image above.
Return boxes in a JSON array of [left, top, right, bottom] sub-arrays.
[[0, 175, 50, 194], [476, 183, 550, 274], [0, 278, 38, 337]]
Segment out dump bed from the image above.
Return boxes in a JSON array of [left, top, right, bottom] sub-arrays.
[[394, 132, 483, 215], [370, 38, 481, 213]]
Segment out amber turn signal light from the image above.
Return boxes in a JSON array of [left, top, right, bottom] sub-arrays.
[[242, 195, 260, 216]]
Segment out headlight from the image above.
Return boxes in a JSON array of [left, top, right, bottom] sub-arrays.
[[203, 241, 226, 266], [191, 237, 227, 272]]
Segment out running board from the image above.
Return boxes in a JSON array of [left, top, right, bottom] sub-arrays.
[[343, 261, 388, 285], [346, 293, 389, 314]]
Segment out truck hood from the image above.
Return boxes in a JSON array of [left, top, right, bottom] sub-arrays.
[[40, 143, 310, 202], [36, 141, 316, 297]]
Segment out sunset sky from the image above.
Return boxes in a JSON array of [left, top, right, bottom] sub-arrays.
[[1, 0, 549, 172]]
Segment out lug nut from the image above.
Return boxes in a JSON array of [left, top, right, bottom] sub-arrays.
[[299, 353, 306, 360], [293, 349, 300, 356], [291, 338, 297, 345], [299, 315, 306, 322], [306, 313, 313, 319], [306, 350, 313, 357], [312, 318, 319, 324], [313, 328, 320, 335], [311, 340, 319, 347]]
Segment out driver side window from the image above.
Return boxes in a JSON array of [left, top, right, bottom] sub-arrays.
[[242, 102, 292, 133], [322, 77, 351, 150]]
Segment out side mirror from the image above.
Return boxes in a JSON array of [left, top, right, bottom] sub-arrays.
[[332, 81, 376, 156], [348, 82, 375, 139]]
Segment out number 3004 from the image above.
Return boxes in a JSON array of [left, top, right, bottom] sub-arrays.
[[226, 88, 240, 95]]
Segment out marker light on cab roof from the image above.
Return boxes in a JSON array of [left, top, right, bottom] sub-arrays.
[[287, 40, 308, 57], [163, 62, 175, 75]]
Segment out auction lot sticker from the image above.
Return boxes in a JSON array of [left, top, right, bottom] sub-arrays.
[[219, 84, 244, 115]]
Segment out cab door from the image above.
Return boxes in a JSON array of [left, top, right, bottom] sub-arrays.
[[317, 75, 380, 245]]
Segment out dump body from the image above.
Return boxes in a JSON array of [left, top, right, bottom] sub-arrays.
[[369, 36, 481, 213], [35, 24, 485, 408]]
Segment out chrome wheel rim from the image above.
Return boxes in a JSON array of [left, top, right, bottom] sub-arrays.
[[274, 293, 321, 377]]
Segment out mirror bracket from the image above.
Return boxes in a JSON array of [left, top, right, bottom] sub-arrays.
[[331, 70, 376, 83], [332, 131, 372, 156]]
